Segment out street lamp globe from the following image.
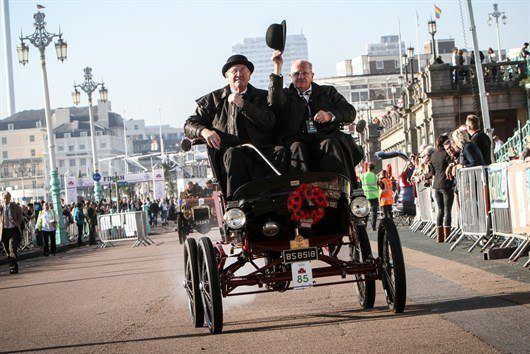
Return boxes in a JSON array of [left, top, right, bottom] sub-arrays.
[[407, 46, 414, 59], [391, 86, 397, 94], [16, 41, 29, 65], [501, 14, 507, 25], [428, 20, 437, 36], [99, 84, 109, 102], [72, 88, 81, 105], [55, 36, 68, 62], [487, 16, 492, 26], [401, 53, 409, 66]]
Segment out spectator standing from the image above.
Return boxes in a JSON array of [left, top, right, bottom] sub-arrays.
[[1, 192, 23, 274], [360, 162, 379, 231], [378, 170, 394, 219], [520, 42, 529, 59], [466, 114, 492, 165], [73, 202, 86, 246], [492, 135, 504, 152], [149, 200, 159, 227], [36, 202, 57, 256], [451, 129, 485, 167], [430, 134, 455, 243], [160, 199, 169, 226], [87, 202, 98, 245]]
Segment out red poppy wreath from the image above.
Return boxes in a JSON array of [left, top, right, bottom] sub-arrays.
[[287, 183, 328, 225]]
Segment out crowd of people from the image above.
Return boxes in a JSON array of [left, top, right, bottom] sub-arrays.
[[396, 114, 528, 243]]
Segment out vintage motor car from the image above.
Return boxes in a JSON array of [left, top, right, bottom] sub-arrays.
[[176, 194, 218, 245], [181, 140, 407, 334]]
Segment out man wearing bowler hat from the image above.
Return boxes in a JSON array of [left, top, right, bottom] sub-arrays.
[[266, 21, 360, 184], [184, 55, 279, 199]]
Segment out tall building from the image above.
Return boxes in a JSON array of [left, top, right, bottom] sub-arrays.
[[232, 34, 308, 89], [366, 35, 404, 56]]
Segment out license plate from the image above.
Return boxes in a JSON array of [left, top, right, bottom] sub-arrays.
[[282, 247, 318, 263], [195, 220, 209, 225], [291, 261, 313, 289]]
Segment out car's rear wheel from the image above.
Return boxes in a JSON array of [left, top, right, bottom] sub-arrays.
[[377, 218, 406, 313], [198, 237, 223, 334], [350, 222, 376, 309], [183, 238, 204, 327]]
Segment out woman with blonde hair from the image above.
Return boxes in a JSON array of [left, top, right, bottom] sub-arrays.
[[451, 129, 484, 167]]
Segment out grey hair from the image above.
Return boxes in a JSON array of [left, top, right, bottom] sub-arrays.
[[451, 129, 470, 149], [2, 191, 11, 197]]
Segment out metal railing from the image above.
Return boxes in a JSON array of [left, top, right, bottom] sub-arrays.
[[495, 119, 530, 162], [97, 211, 152, 248]]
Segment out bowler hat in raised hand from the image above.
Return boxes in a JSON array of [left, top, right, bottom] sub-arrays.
[[222, 54, 255, 77], [266, 20, 287, 52]]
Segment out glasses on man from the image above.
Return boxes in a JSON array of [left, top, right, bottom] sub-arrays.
[[227, 67, 250, 75], [291, 71, 312, 77]]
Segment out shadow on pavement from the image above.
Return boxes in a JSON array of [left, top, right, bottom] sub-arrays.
[[6, 291, 529, 353]]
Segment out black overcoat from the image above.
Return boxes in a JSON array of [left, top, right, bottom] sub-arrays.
[[184, 84, 275, 148], [268, 74, 360, 183]]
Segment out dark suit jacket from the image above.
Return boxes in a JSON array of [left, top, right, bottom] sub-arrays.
[[268, 74, 360, 184], [0, 202, 24, 242]]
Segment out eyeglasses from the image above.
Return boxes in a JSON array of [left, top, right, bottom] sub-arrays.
[[227, 67, 250, 75], [290, 71, 312, 77]]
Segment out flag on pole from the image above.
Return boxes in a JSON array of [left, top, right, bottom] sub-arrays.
[[434, 4, 442, 19]]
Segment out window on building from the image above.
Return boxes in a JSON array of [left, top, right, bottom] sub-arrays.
[[36, 121, 42, 128], [70, 159, 76, 167], [59, 160, 64, 167], [81, 158, 86, 166], [32, 180, 37, 189], [3, 166, 8, 177], [101, 142, 107, 148], [31, 149, 36, 157], [96, 131, 103, 136], [29, 135, 35, 142], [376, 61, 384, 70], [68, 145, 74, 152], [394, 60, 401, 69], [2, 151, 7, 159], [1, 137, 6, 144], [31, 164, 37, 173], [58, 146, 64, 151], [7, 123, 14, 130], [134, 125, 139, 130], [80, 132, 87, 137], [64, 133, 71, 138], [79, 144, 85, 150]]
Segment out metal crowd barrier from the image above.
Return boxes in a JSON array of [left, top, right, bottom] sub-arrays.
[[451, 166, 490, 252], [19, 219, 38, 251], [410, 161, 530, 267], [97, 211, 152, 248], [410, 182, 436, 237]]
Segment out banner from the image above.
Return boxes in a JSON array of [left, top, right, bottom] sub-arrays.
[[64, 175, 77, 204], [153, 168, 165, 200], [488, 165, 509, 209]]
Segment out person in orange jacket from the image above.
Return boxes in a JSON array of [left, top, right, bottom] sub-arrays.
[[378, 170, 394, 219]]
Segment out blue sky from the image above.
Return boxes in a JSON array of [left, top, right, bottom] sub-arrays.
[[1, 0, 529, 127]]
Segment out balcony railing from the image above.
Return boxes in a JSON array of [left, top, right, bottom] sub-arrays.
[[451, 61, 527, 91]]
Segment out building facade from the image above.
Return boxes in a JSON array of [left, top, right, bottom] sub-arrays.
[[232, 33, 308, 89]]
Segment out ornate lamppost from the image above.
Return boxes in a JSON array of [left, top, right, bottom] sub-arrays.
[[428, 20, 437, 63], [17, 8, 68, 243], [487, 3, 507, 62], [407, 46, 415, 74], [72, 67, 109, 202]]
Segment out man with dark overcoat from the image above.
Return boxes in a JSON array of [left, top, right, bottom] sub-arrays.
[[0, 192, 24, 274], [268, 50, 359, 184], [184, 54, 279, 199]]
